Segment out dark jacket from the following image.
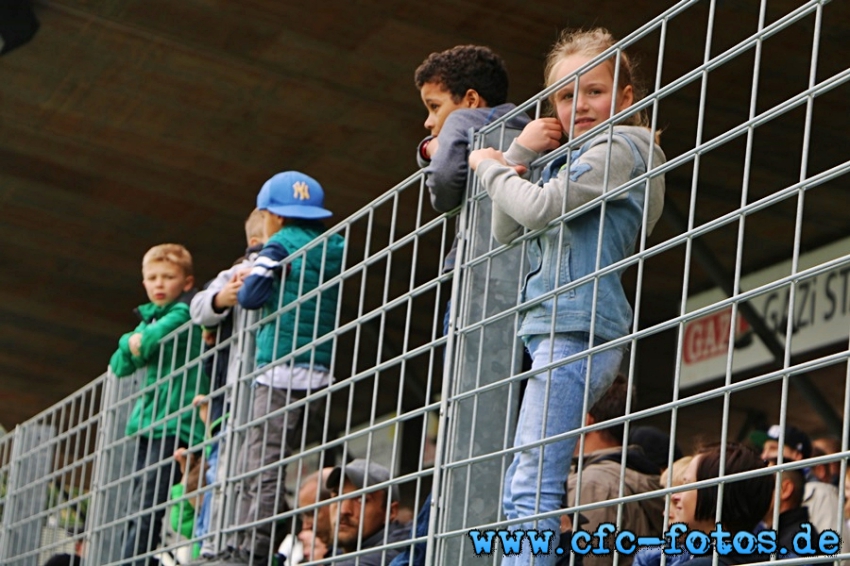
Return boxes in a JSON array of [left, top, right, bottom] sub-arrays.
[[417, 103, 530, 272]]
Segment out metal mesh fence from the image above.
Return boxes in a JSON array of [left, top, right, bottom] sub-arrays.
[[1, 0, 849, 565]]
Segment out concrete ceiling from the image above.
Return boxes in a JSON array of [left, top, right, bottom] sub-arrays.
[[1, 0, 848, 435]]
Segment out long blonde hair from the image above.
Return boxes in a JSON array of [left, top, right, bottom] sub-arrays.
[[544, 28, 646, 127]]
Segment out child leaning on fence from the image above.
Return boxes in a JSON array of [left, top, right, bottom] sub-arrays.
[[108, 243, 210, 566], [226, 171, 345, 564], [415, 44, 530, 273], [469, 28, 666, 565], [189, 207, 267, 557]]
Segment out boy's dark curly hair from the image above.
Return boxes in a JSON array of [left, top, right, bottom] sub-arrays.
[[414, 45, 508, 106]]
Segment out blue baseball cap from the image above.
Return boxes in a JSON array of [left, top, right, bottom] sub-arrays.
[[257, 171, 332, 219]]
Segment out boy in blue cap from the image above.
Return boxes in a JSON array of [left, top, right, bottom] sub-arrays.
[[229, 171, 345, 564]]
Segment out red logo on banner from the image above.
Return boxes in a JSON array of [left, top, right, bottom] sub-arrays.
[[683, 308, 751, 365]]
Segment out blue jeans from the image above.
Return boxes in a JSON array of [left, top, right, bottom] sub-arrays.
[[194, 438, 220, 542], [501, 333, 623, 566]]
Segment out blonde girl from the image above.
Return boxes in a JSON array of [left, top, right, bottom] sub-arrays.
[[469, 28, 666, 564]]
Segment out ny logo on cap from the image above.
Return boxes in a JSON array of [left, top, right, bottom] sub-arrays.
[[293, 181, 311, 201]]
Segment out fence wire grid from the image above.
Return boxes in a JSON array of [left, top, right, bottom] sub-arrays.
[[1, 1, 849, 565]]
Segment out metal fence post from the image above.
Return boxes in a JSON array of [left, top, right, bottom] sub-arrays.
[[1, 422, 55, 566], [0, 427, 21, 563], [436, 128, 525, 564], [217, 309, 259, 552], [87, 369, 142, 566]]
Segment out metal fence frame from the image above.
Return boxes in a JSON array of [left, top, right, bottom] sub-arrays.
[[1, 0, 849, 565]]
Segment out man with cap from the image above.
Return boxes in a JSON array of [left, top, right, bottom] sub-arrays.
[[325, 459, 411, 566], [761, 424, 850, 562], [756, 465, 818, 563]]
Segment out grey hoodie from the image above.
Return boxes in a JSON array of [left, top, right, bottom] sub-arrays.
[[418, 103, 530, 271]]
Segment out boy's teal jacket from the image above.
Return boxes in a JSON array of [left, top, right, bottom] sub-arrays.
[[254, 224, 345, 369], [109, 293, 209, 445]]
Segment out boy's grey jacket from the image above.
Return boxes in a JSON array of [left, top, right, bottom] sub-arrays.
[[476, 125, 666, 341], [417, 103, 530, 271]]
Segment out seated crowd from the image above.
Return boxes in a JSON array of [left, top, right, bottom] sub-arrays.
[[56, 25, 847, 566]]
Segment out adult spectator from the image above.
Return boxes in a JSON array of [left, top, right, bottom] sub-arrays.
[[811, 435, 841, 486], [757, 467, 818, 562], [761, 424, 850, 562], [277, 468, 335, 565], [326, 459, 410, 566], [561, 376, 665, 566], [633, 456, 694, 566]]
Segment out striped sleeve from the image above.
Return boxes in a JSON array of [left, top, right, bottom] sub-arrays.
[[237, 241, 289, 309]]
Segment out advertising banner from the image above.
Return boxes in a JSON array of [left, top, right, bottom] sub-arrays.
[[681, 237, 850, 387]]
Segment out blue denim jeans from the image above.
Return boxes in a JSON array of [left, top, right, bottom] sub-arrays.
[[194, 438, 220, 542], [501, 333, 623, 566]]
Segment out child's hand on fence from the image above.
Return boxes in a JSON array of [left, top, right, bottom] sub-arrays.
[[517, 117, 562, 153], [174, 447, 189, 474], [129, 333, 143, 356], [193, 394, 210, 425], [469, 148, 504, 171], [202, 328, 216, 346], [469, 148, 527, 176], [424, 136, 439, 158], [213, 273, 243, 310]]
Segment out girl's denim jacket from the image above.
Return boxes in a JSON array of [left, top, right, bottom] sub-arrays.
[[517, 129, 662, 342]]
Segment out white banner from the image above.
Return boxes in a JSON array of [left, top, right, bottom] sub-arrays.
[[680, 237, 850, 388]]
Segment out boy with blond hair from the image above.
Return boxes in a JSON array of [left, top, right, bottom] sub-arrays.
[[110, 243, 209, 566]]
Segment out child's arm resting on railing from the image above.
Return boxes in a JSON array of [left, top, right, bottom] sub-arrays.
[[472, 135, 636, 236], [134, 303, 194, 363], [424, 112, 478, 213], [469, 146, 529, 245], [237, 241, 289, 310], [190, 266, 241, 327], [110, 324, 146, 377]]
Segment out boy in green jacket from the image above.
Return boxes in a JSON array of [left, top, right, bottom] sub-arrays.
[[109, 243, 209, 566]]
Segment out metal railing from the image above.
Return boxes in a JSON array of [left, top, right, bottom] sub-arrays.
[[1, 0, 849, 564]]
